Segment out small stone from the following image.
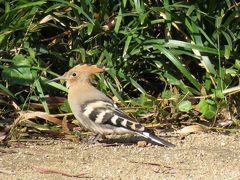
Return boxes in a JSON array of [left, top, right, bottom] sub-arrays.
[[137, 141, 147, 147], [221, 142, 226, 146]]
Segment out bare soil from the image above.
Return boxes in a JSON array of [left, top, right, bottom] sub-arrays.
[[0, 132, 240, 180]]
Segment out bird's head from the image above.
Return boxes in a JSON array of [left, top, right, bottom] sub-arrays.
[[49, 64, 109, 88]]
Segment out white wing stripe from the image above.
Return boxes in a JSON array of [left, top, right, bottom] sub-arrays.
[[86, 101, 112, 108], [111, 115, 119, 125], [81, 100, 175, 146], [83, 106, 93, 117], [95, 111, 107, 123], [121, 119, 127, 127], [83, 101, 111, 117]]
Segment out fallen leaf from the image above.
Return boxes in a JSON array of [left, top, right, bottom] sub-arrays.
[[62, 115, 70, 134], [17, 111, 62, 125], [176, 125, 205, 135], [0, 126, 11, 141], [29, 97, 66, 110], [0, 132, 7, 141]]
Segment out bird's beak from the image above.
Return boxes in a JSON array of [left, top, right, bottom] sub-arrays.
[[47, 75, 66, 83]]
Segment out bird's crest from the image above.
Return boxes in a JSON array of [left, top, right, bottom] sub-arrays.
[[48, 63, 108, 84], [69, 64, 109, 74]]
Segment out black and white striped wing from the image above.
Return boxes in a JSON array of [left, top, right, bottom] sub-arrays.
[[81, 100, 145, 132], [81, 100, 175, 147]]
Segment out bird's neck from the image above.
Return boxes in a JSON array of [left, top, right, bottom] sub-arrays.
[[68, 81, 99, 109], [71, 81, 95, 92]]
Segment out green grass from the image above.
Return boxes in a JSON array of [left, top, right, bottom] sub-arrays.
[[0, 0, 240, 140]]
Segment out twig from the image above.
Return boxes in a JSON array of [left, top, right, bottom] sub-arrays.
[[0, 169, 14, 175], [156, 85, 240, 101], [35, 167, 92, 178], [40, 29, 77, 42], [128, 160, 173, 169]]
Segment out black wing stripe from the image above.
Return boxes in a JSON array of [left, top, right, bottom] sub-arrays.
[[82, 100, 145, 132], [81, 100, 175, 147], [108, 115, 145, 132], [111, 110, 134, 121], [88, 107, 107, 123], [100, 112, 114, 124]]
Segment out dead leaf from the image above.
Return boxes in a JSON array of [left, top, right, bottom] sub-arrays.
[[17, 111, 62, 125], [176, 125, 205, 135], [39, 15, 54, 24], [0, 90, 8, 96], [0, 132, 7, 141], [29, 97, 66, 110], [62, 115, 70, 134], [0, 126, 11, 141], [142, 123, 161, 128]]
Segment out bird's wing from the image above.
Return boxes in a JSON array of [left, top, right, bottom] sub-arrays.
[[81, 100, 175, 147], [81, 100, 143, 130]]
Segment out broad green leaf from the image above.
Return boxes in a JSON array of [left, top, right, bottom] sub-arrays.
[[224, 45, 231, 59], [178, 100, 192, 112], [161, 90, 172, 99], [198, 99, 217, 119], [87, 22, 94, 35], [1, 55, 36, 86], [213, 89, 224, 99], [60, 100, 72, 113], [131, 94, 154, 108], [234, 60, 240, 70]]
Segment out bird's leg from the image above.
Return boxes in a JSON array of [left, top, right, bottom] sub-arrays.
[[86, 134, 106, 144]]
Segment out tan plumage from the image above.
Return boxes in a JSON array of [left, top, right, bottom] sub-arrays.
[[50, 64, 174, 147]]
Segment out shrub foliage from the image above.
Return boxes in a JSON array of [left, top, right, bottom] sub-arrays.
[[0, 0, 240, 132]]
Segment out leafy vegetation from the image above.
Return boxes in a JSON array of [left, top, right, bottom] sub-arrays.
[[0, 0, 240, 141]]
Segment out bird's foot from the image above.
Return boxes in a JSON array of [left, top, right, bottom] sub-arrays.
[[84, 134, 106, 144]]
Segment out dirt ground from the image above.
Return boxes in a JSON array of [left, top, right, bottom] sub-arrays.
[[0, 132, 240, 180]]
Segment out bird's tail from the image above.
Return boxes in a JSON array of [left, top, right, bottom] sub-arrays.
[[138, 131, 175, 147]]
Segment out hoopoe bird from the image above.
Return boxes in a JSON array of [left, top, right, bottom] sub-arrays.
[[50, 64, 175, 147]]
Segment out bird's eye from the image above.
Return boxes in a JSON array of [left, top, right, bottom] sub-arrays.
[[72, 72, 77, 77]]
